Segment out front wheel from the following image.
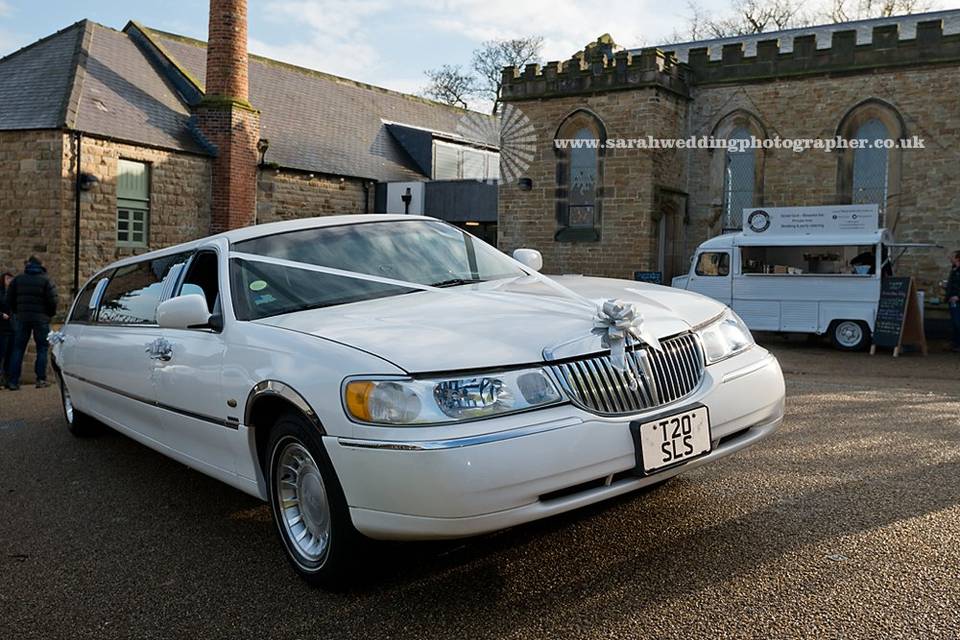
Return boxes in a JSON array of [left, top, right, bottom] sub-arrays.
[[267, 413, 363, 588], [830, 320, 870, 351]]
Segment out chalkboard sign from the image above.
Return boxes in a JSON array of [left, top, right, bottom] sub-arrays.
[[871, 276, 927, 357], [634, 271, 663, 284], [873, 277, 911, 348]]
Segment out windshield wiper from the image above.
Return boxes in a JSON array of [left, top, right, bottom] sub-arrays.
[[429, 277, 485, 288]]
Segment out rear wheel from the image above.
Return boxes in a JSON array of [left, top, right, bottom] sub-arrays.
[[58, 374, 98, 437], [266, 412, 363, 588], [830, 320, 870, 351]]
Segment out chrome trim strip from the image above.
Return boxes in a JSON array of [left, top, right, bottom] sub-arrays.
[[244, 380, 324, 432], [336, 417, 583, 451], [62, 371, 237, 429]]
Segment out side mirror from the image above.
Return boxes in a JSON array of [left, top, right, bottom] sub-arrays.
[[512, 248, 543, 272], [157, 294, 213, 330]]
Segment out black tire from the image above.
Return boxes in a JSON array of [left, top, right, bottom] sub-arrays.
[[266, 412, 363, 589], [830, 320, 870, 351], [58, 374, 99, 437]]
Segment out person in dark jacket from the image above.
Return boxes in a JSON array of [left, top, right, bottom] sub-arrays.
[[6, 257, 58, 390], [948, 250, 960, 353], [0, 271, 14, 387]]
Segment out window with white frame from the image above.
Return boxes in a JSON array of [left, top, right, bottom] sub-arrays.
[[431, 141, 499, 181], [117, 159, 150, 247]]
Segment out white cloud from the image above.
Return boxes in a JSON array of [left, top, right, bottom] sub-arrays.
[[416, 0, 680, 58], [245, 0, 683, 97], [250, 0, 389, 78], [245, 0, 957, 102]]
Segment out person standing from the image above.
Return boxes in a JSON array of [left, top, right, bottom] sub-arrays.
[[5, 257, 58, 390], [948, 250, 960, 353], [0, 271, 14, 387]]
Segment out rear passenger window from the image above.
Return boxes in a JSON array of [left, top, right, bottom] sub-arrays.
[[695, 252, 730, 277], [97, 254, 190, 325]]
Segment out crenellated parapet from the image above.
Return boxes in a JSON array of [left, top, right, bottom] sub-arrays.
[[503, 15, 960, 100], [501, 45, 691, 102], [673, 17, 960, 84]]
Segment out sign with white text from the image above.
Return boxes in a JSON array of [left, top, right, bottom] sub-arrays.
[[742, 205, 879, 235]]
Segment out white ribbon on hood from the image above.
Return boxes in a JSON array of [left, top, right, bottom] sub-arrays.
[[228, 251, 664, 378]]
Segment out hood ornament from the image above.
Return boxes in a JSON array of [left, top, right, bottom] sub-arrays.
[[592, 299, 662, 389]]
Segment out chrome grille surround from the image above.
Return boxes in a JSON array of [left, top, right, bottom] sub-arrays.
[[547, 333, 705, 416]]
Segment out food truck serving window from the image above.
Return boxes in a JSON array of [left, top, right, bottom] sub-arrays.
[[740, 245, 877, 276], [695, 252, 730, 276]]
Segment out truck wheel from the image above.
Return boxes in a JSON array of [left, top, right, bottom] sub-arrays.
[[830, 320, 870, 351]]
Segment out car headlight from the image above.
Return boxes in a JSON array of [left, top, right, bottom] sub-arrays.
[[343, 369, 563, 425], [696, 309, 754, 364]]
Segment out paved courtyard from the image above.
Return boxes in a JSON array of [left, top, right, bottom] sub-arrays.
[[1, 339, 959, 639]]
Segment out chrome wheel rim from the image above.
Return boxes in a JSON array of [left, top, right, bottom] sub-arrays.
[[62, 383, 74, 424], [836, 321, 863, 348], [274, 441, 331, 565]]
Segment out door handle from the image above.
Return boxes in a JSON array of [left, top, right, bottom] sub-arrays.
[[145, 337, 175, 361]]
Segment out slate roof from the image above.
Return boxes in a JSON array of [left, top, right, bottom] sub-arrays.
[[136, 26, 495, 181], [0, 20, 203, 152], [0, 19, 497, 181], [0, 21, 83, 130]]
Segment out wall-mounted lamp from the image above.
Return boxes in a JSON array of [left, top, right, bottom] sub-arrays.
[[517, 177, 533, 191], [257, 138, 270, 165], [401, 187, 413, 215], [78, 172, 99, 191]]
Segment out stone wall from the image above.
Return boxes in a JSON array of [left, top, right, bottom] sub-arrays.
[[501, 18, 960, 294], [256, 169, 370, 223], [498, 89, 687, 280], [686, 63, 960, 292], [0, 131, 67, 289], [64, 134, 212, 288]]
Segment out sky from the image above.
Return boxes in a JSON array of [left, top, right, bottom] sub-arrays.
[[0, 0, 730, 109], [0, 0, 952, 111]]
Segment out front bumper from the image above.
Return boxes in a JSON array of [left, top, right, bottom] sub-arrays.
[[325, 347, 785, 540]]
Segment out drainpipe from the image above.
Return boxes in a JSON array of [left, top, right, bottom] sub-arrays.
[[73, 131, 82, 295]]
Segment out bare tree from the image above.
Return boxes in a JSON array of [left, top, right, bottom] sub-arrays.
[[670, 0, 712, 42], [471, 36, 544, 115], [422, 36, 543, 113], [421, 65, 476, 109], [674, 0, 938, 43], [825, 0, 936, 22]]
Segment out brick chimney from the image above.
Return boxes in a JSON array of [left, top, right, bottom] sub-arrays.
[[195, 0, 260, 233]]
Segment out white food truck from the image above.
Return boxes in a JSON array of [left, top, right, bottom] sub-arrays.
[[672, 205, 902, 350]]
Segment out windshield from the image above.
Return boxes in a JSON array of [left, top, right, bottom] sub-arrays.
[[229, 219, 526, 320]]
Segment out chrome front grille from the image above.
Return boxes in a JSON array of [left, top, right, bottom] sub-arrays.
[[548, 333, 705, 416]]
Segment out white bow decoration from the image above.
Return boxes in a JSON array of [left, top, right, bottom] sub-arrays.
[[593, 299, 662, 388]]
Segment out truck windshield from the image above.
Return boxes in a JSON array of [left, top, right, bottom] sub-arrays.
[[229, 219, 526, 320]]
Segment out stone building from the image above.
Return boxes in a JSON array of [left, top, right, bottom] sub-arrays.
[[498, 10, 960, 294], [0, 0, 497, 298]]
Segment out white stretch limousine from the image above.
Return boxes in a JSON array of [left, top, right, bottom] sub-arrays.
[[52, 215, 785, 586]]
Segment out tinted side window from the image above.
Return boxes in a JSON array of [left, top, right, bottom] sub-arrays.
[[69, 277, 101, 323], [98, 254, 190, 325], [695, 252, 730, 277]]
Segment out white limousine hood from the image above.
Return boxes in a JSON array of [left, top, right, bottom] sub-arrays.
[[254, 275, 726, 373]]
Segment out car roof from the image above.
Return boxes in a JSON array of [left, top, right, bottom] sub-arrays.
[[99, 214, 430, 271]]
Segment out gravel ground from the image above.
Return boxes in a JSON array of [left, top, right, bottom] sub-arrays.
[[1, 339, 959, 639]]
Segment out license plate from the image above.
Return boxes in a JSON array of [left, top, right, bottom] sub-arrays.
[[635, 406, 711, 473]]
